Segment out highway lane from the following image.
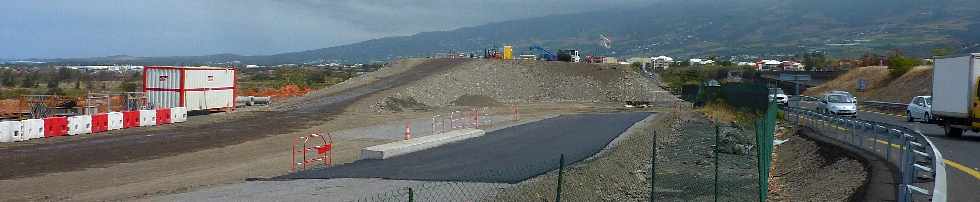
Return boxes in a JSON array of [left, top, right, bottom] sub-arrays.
[[856, 110, 980, 202], [799, 100, 980, 201]]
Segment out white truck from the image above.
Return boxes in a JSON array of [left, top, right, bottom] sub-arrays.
[[931, 53, 980, 137]]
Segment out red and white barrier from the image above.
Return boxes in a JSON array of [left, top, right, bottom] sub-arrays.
[[122, 111, 140, 128], [139, 110, 157, 127], [2, 107, 199, 143], [170, 107, 187, 123], [0, 121, 23, 142], [68, 115, 92, 136], [21, 119, 44, 140], [92, 113, 109, 133], [43, 117, 68, 137], [108, 112, 124, 130]]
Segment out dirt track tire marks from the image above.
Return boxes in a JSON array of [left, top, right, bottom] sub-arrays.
[[0, 59, 467, 180]]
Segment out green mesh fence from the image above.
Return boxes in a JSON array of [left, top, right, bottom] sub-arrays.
[[755, 101, 778, 202]]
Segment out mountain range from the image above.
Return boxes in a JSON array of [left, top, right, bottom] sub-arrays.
[[22, 0, 980, 65]]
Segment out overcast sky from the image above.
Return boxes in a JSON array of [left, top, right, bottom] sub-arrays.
[[0, 0, 652, 59]]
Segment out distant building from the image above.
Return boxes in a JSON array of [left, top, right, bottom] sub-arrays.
[[650, 56, 673, 70], [757, 60, 782, 71], [602, 57, 619, 64], [688, 58, 715, 67], [781, 61, 805, 71], [736, 62, 755, 67], [627, 57, 650, 65]]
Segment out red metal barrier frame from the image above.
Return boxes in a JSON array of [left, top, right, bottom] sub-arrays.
[[291, 133, 333, 172]]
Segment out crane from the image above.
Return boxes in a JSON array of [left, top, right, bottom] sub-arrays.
[[529, 46, 557, 61]]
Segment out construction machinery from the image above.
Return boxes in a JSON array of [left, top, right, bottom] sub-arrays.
[[502, 46, 513, 60], [557, 49, 581, 63], [529, 46, 557, 61], [484, 48, 500, 59]]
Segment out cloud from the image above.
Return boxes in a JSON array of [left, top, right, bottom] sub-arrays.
[[0, 0, 652, 58]]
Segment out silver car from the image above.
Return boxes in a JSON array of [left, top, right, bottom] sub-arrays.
[[769, 88, 788, 105], [818, 93, 858, 117]]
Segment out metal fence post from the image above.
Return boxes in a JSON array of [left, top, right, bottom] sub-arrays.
[[885, 131, 892, 162], [556, 154, 565, 202], [714, 120, 720, 202], [650, 131, 657, 202], [408, 187, 414, 202]]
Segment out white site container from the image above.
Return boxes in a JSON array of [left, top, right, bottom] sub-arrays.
[[108, 112, 124, 130], [20, 119, 45, 140], [0, 121, 24, 142], [139, 109, 157, 127], [170, 107, 188, 123], [144, 66, 237, 111], [68, 115, 93, 136]]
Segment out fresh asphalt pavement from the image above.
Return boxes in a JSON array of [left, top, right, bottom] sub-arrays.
[[800, 101, 980, 202], [278, 112, 653, 183]]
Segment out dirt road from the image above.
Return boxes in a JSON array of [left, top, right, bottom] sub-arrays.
[[0, 59, 463, 180]]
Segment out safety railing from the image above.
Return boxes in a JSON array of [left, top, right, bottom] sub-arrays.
[[861, 100, 909, 114], [782, 106, 946, 202]]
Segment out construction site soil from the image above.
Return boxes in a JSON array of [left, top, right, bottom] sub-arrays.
[[0, 58, 663, 201], [769, 126, 869, 201]]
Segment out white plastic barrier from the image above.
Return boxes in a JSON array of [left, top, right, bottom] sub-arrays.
[[20, 119, 44, 140], [68, 115, 93, 136], [0, 121, 24, 142], [108, 112, 124, 130], [170, 107, 187, 123], [139, 110, 157, 127]]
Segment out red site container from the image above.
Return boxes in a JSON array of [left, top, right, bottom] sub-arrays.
[[43, 117, 68, 137], [91, 113, 109, 133], [123, 111, 140, 128], [155, 108, 171, 125]]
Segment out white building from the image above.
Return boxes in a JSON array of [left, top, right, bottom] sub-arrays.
[[688, 58, 715, 66], [650, 56, 673, 70], [759, 60, 782, 71]]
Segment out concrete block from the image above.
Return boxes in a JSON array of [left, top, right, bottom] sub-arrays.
[[361, 129, 485, 160]]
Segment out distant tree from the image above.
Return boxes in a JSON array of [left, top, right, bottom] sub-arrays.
[[20, 72, 37, 88], [803, 51, 829, 70], [0, 69, 16, 87], [931, 47, 952, 57], [887, 50, 922, 78], [716, 60, 734, 67]]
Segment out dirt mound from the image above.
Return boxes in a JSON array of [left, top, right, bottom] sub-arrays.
[[378, 97, 429, 112], [359, 59, 663, 112], [805, 66, 931, 103], [450, 94, 502, 106]]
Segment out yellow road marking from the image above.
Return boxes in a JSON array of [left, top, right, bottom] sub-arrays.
[[871, 140, 980, 181], [875, 139, 902, 149], [944, 160, 980, 181]]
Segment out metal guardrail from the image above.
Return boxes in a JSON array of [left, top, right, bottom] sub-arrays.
[[782, 106, 947, 202], [862, 100, 909, 112]]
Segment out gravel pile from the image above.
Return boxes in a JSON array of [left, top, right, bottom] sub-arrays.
[[373, 59, 663, 112]]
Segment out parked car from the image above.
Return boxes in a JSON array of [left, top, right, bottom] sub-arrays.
[[817, 93, 858, 117], [768, 88, 788, 105], [907, 96, 933, 123]]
